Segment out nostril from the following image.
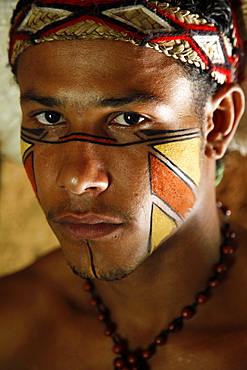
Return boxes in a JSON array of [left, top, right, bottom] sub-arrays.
[[59, 175, 109, 195]]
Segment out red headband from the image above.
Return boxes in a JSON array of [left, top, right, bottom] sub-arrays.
[[9, 0, 243, 83]]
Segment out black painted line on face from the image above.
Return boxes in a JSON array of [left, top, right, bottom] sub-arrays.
[[149, 148, 198, 189], [20, 127, 200, 147], [22, 126, 47, 137], [139, 128, 197, 136], [86, 241, 99, 279]]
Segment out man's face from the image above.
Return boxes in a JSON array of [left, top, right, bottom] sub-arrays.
[[17, 40, 203, 280]]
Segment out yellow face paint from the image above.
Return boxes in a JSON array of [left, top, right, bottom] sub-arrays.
[[149, 135, 201, 252], [153, 137, 201, 185], [20, 138, 32, 159], [149, 204, 176, 254]]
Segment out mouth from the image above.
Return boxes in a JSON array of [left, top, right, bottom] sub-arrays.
[[54, 213, 124, 240]]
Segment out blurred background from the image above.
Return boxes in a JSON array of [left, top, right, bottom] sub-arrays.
[[1, 0, 247, 277], [0, 0, 58, 276]]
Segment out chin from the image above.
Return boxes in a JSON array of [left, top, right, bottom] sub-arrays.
[[59, 236, 149, 281], [68, 262, 136, 281]]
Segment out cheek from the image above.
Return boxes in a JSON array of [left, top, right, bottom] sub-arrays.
[[21, 138, 58, 203], [149, 137, 201, 253], [21, 139, 38, 196], [20, 130, 202, 258]]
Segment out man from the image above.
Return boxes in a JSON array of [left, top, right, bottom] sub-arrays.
[[1, 0, 247, 368]]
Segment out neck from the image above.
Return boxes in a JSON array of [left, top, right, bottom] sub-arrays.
[[92, 200, 224, 344]]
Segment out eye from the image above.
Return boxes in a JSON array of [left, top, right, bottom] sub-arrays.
[[113, 112, 146, 126], [34, 111, 65, 125]]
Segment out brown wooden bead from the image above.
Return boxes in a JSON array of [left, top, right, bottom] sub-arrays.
[[97, 312, 106, 321], [142, 349, 152, 359], [208, 278, 220, 288], [225, 230, 235, 238], [104, 327, 112, 336], [155, 335, 167, 346], [225, 209, 231, 217], [221, 206, 231, 216], [216, 263, 227, 274], [181, 306, 195, 319], [196, 292, 208, 304], [222, 246, 234, 255], [114, 357, 125, 368], [168, 319, 182, 332], [127, 354, 137, 364], [90, 298, 98, 306], [83, 281, 93, 291], [113, 344, 123, 354]]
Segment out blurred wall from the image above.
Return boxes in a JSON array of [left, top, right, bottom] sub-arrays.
[[0, 157, 58, 276]]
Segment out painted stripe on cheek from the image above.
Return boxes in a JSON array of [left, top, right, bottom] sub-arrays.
[[150, 154, 195, 218], [20, 138, 32, 159], [149, 204, 176, 253], [153, 138, 201, 185], [24, 152, 37, 194]]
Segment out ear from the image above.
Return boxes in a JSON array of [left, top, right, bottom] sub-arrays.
[[205, 83, 245, 159]]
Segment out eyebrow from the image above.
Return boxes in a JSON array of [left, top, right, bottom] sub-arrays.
[[99, 93, 160, 107], [20, 90, 161, 109], [20, 90, 64, 108]]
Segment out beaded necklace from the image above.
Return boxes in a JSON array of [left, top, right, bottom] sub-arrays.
[[83, 204, 235, 370]]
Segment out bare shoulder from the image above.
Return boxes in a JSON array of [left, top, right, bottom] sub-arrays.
[[0, 250, 113, 369], [0, 249, 88, 365], [0, 247, 86, 315], [0, 248, 75, 298]]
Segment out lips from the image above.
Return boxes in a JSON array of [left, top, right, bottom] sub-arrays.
[[54, 213, 124, 240]]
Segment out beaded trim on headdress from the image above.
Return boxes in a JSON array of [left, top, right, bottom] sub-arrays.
[[9, 0, 243, 84]]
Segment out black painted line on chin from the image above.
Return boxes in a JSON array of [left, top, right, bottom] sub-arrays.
[[86, 241, 99, 279]]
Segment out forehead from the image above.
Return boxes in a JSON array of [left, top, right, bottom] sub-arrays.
[[17, 39, 193, 105]]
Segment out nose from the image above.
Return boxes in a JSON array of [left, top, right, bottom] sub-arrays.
[[56, 142, 110, 196]]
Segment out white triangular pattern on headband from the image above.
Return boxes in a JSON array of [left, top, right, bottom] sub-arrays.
[[33, 19, 130, 43], [18, 4, 72, 33], [193, 35, 226, 65], [147, 1, 210, 26], [102, 5, 176, 33]]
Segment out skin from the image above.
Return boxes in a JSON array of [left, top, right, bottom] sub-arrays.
[[0, 40, 247, 369], [18, 40, 203, 281]]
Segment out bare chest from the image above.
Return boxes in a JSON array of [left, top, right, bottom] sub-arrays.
[[3, 323, 247, 370]]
